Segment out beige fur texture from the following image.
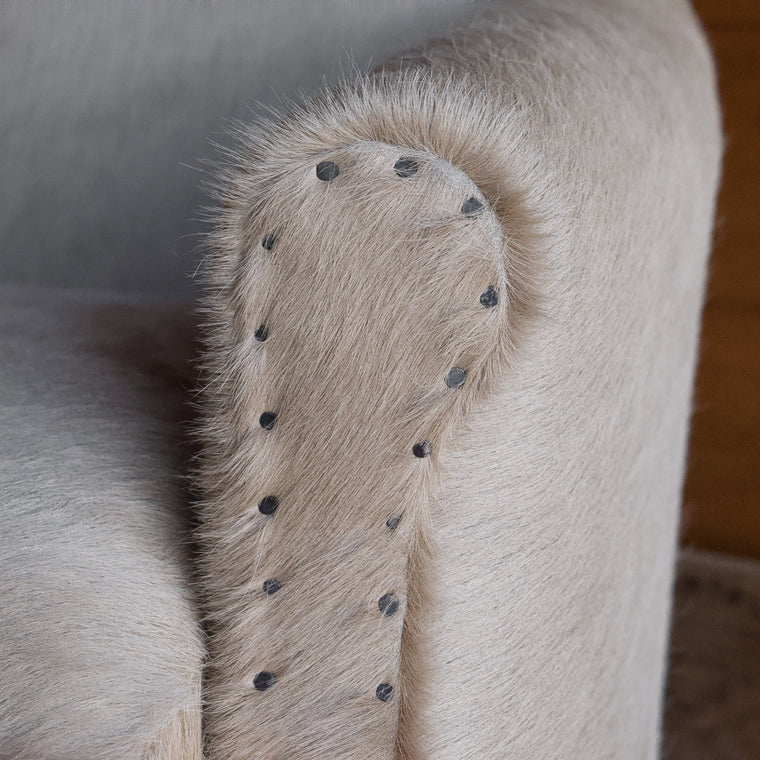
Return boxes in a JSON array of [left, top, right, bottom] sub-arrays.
[[198, 139, 520, 758], [197, 1, 721, 758], [0, 288, 204, 760], [0, 1, 722, 756]]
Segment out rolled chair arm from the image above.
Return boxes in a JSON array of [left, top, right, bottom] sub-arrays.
[[196, 1, 722, 758]]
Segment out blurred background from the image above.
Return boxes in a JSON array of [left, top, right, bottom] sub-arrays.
[[0, 1, 758, 756], [682, 0, 760, 563]]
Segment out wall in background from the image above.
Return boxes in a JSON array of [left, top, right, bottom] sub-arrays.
[[684, 0, 760, 559]]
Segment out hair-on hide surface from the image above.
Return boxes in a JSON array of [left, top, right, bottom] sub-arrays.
[[194, 0, 723, 758], [0, 287, 204, 760]]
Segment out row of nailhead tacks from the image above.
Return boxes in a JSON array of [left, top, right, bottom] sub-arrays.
[[248, 156, 499, 702]]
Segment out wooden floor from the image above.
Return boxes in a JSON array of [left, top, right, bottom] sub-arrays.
[[682, 1, 760, 559]]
